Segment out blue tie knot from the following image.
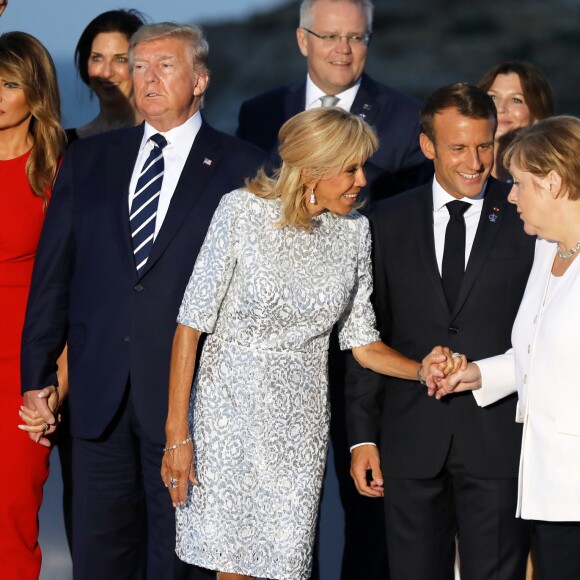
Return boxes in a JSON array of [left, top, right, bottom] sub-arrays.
[[150, 133, 167, 150]]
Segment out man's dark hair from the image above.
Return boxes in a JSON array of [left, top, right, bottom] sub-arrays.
[[420, 82, 497, 143]]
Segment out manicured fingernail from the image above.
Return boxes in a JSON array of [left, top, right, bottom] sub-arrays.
[[17, 425, 26, 430]]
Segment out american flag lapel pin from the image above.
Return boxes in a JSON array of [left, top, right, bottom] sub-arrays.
[[203, 158, 212, 166], [489, 206, 500, 222]]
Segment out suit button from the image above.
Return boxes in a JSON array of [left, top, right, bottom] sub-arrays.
[[124, 336, 132, 343], [448, 326, 460, 334], [528, 344, 531, 354], [524, 374, 528, 384], [134, 284, 144, 292]]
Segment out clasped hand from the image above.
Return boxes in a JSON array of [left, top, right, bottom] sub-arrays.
[[423, 346, 482, 399]]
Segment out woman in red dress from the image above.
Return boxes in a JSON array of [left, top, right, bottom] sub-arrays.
[[0, 32, 66, 578]]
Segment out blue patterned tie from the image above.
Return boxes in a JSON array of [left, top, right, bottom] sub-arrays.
[[131, 133, 167, 274]]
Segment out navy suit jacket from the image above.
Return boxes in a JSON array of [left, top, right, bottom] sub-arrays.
[[21, 120, 267, 443], [237, 74, 433, 198], [345, 178, 535, 479]]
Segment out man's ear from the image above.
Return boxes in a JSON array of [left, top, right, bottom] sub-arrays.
[[193, 72, 209, 97], [296, 27, 309, 57], [420, 133, 436, 160]]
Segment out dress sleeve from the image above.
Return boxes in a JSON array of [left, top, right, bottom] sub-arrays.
[[338, 216, 381, 350], [177, 191, 241, 333]]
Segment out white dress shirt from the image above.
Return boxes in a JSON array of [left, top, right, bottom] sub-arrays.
[[129, 112, 202, 239], [305, 74, 361, 112], [432, 177, 486, 274]]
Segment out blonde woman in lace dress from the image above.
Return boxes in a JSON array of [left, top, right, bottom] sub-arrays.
[[161, 108, 458, 580]]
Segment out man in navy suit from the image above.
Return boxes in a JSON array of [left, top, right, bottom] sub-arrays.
[[347, 84, 533, 579], [21, 23, 265, 579], [237, 0, 432, 199]]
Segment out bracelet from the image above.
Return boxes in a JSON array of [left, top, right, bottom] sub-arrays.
[[163, 437, 192, 453], [417, 365, 426, 385]]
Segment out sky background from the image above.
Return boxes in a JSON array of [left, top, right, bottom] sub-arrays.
[[1, 0, 289, 126]]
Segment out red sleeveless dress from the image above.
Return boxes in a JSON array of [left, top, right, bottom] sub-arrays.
[[0, 150, 51, 579]]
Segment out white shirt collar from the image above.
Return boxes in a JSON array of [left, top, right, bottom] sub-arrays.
[[141, 111, 203, 161], [305, 74, 362, 111], [432, 176, 487, 212]]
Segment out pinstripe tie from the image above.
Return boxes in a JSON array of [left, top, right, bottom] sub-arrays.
[[131, 133, 167, 274]]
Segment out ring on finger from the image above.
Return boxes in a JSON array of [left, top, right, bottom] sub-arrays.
[[169, 477, 179, 489], [452, 352, 462, 359], [42, 422, 50, 431]]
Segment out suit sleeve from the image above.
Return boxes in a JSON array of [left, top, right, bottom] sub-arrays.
[[20, 147, 75, 393], [344, 207, 392, 446]]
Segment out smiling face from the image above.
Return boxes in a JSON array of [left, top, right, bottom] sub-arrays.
[[420, 107, 495, 200], [88, 32, 133, 104], [296, 0, 368, 96], [132, 36, 208, 132], [0, 75, 32, 136], [487, 73, 532, 140], [307, 160, 367, 216]]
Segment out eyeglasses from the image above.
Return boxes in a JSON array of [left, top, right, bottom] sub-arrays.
[[302, 28, 372, 46]]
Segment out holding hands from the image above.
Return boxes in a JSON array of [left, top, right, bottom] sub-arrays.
[[425, 346, 482, 399]]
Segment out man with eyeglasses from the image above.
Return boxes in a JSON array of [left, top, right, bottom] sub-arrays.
[[237, 0, 433, 199]]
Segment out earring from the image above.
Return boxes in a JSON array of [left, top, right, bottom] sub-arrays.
[[309, 187, 316, 205]]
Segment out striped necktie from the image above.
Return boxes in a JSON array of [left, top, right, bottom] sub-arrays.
[[131, 133, 167, 274]]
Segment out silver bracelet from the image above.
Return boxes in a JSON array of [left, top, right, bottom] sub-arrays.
[[163, 437, 192, 453], [417, 365, 426, 385]]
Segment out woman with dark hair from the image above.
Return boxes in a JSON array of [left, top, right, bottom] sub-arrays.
[[0, 31, 65, 578], [478, 61, 554, 181], [66, 9, 145, 144]]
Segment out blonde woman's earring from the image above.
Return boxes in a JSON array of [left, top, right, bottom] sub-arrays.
[[310, 188, 316, 205]]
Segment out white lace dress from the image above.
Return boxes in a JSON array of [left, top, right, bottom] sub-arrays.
[[176, 189, 379, 579]]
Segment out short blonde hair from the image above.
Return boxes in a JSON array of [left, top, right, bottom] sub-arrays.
[[246, 107, 378, 230], [503, 116, 580, 201]]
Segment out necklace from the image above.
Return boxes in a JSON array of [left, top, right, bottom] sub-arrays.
[[556, 240, 580, 260]]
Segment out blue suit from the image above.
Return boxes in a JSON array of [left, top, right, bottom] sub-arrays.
[[21, 120, 266, 579], [237, 74, 433, 198]]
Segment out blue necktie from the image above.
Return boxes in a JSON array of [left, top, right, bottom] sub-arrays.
[[131, 133, 167, 274]]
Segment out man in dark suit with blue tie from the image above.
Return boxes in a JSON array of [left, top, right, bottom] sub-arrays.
[[21, 23, 266, 579], [237, 0, 432, 199]]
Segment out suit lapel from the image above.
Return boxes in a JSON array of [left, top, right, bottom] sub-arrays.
[[412, 185, 450, 313], [109, 125, 145, 280], [138, 121, 222, 277], [284, 81, 306, 118], [453, 179, 508, 315], [350, 74, 380, 125]]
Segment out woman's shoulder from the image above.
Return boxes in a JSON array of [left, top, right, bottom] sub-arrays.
[[218, 188, 279, 217]]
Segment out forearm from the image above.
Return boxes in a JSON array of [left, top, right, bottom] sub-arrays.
[[352, 340, 419, 381], [165, 324, 201, 442]]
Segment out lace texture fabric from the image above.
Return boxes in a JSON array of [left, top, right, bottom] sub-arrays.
[[176, 189, 379, 579]]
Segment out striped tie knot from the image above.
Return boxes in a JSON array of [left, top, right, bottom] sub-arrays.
[[131, 133, 167, 274]]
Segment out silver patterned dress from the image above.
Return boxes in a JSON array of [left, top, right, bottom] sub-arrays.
[[176, 189, 379, 579]]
